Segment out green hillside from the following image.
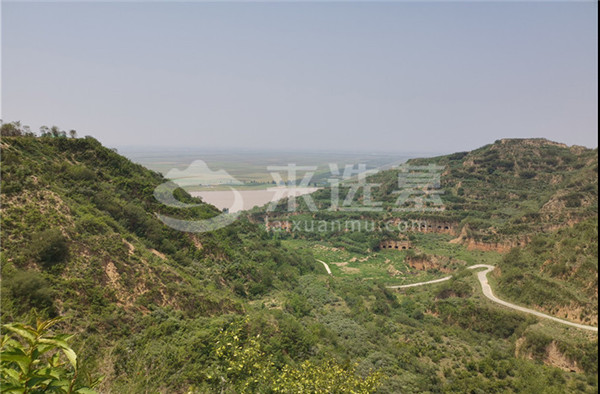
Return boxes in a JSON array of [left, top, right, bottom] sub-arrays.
[[373, 138, 598, 239], [1, 134, 598, 393]]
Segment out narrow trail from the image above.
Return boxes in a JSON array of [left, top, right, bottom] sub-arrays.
[[316, 259, 598, 332]]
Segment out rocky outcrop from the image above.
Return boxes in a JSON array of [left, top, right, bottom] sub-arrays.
[[265, 220, 292, 232], [450, 225, 528, 253], [516, 338, 583, 373], [405, 254, 455, 273]]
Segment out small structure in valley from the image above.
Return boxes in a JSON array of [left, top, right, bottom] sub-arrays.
[[380, 240, 412, 250]]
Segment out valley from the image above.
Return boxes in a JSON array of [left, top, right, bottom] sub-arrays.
[[1, 134, 597, 393]]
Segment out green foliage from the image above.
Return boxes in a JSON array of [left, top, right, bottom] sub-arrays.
[[434, 279, 472, 300], [204, 319, 383, 393], [496, 218, 598, 324], [433, 299, 532, 339], [4, 271, 56, 316], [66, 166, 95, 182], [1, 122, 24, 137], [29, 229, 69, 268], [75, 214, 109, 235], [0, 317, 101, 393]]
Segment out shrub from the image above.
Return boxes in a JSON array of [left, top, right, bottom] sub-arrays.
[[562, 193, 582, 208], [67, 165, 96, 181], [6, 271, 56, 316], [519, 171, 537, 179], [75, 214, 109, 235], [30, 229, 69, 267], [435, 280, 471, 299]]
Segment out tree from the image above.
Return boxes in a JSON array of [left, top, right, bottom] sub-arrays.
[[69, 130, 78, 139], [51, 126, 61, 138], [0, 317, 102, 393], [6, 271, 56, 316], [1, 121, 23, 137], [40, 126, 50, 137], [204, 319, 383, 393]]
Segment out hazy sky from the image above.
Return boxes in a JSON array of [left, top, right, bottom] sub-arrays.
[[1, 2, 598, 153]]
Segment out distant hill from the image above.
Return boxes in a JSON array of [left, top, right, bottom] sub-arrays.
[[369, 138, 598, 241], [266, 138, 597, 242]]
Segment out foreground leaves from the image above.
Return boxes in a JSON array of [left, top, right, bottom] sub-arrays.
[[0, 317, 101, 394]]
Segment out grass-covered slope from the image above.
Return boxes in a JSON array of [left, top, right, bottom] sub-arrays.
[[493, 217, 598, 325], [0, 135, 328, 391], [261, 138, 597, 249]]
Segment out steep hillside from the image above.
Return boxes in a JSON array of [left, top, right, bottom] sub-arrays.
[[1, 136, 315, 316], [260, 138, 597, 248], [494, 217, 598, 326], [0, 135, 326, 391]]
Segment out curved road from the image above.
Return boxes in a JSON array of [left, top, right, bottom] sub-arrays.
[[317, 259, 332, 275], [387, 276, 452, 289], [317, 259, 598, 332], [467, 265, 597, 333]]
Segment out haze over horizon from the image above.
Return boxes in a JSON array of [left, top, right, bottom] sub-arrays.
[[2, 2, 598, 153]]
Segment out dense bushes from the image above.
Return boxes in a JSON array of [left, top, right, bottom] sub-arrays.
[[4, 271, 56, 316], [67, 165, 96, 181], [434, 279, 472, 299], [434, 299, 532, 339], [496, 218, 598, 321], [29, 229, 69, 268]]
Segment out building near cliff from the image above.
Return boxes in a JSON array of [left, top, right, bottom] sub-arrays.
[[380, 240, 412, 250]]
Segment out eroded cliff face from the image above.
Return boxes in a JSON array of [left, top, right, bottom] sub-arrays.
[[449, 225, 529, 253], [515, 338, 584, 374], [380, 239, 412, 250], [404, 254, 463, 274], [464, 239, 526, 253]]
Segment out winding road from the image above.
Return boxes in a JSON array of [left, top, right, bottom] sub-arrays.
[[318, 259, 598, 332], [466, 265, 597, 333]]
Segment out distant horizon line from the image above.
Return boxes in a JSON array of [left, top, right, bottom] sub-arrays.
[[112, 137, 599, 158], [115, 144, 451, 157]]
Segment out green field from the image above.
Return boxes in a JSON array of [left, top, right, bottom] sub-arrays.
[[282, 233, 504, 285]]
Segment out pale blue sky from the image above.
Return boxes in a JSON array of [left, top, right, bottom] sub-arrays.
[[1, 2, 598, 153]]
